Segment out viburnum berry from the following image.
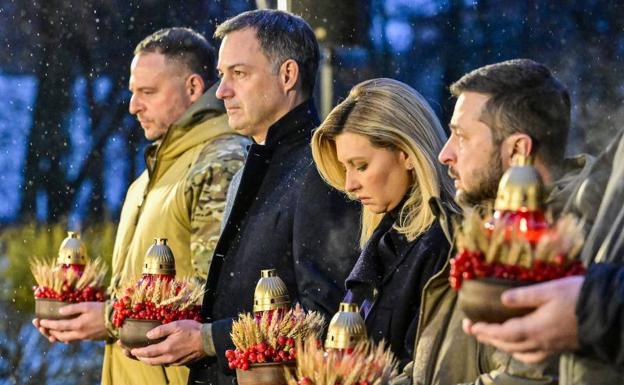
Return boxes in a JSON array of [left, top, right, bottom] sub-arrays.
[[34, 284, 106, 303], [111, 295, 201, 328], [450, 249, 586, 290], [224, 338, 299, 370], [256, 342, 267, 353]]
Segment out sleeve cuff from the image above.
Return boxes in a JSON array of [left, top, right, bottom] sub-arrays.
[[103, 299, 119, 342], [201, 323, 217, 356]]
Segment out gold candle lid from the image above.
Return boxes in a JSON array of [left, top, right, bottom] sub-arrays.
[[324, 302, 368, 350], [253, 269, 291, 312], [142, 238, 176, 276], [494, 155, 545, 211], [56, 231, 88, 265]]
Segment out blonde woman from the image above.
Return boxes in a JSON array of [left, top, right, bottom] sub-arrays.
[[312, 78, 457, 366]]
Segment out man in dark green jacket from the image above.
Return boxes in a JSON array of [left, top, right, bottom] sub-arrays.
[[396, 59, 590, 385], [465, 130, 624, 385]]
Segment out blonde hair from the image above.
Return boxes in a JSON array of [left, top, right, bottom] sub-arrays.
[[312, 78, 455, 246]]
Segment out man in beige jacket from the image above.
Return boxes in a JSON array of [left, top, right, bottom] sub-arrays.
[[33, 27, 248, 385]]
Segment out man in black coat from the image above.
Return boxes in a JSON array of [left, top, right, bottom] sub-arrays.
[[128, 9, 361, 384]]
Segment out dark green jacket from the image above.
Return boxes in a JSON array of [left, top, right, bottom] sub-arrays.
[[401, 203, 557, 385]]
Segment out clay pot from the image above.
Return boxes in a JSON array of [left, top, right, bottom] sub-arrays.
[[35, 298, 74, 320], [236, 361, 295, 385], [119, 319, 163, 349], [458, 278, 535, 323]]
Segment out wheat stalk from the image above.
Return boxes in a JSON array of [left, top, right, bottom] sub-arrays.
[[230, 304, 326, 351], [117, 276, 204, 309], [454, 211, 584, 266], [30, 256, 108, 290], [284, 336, 398, 385]]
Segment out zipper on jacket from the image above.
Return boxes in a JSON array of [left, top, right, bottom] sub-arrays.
[[134, 131, 168, 226], [412, 198, 457, 384], [414, 259, 452, 385]]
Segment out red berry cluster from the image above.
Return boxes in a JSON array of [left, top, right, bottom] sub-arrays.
[[33, 284, 105, 302], [225, 336, 297, 370], [112, 296, 201, 327], [450, 250, 586, 290]]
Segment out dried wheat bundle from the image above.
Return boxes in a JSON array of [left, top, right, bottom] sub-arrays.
[[455, 210, 584, 266], [284, 336, 398, 385], [231, 304, 326, 351], [31, 257, 108, 302], [117, 276, 204, 310], [112, 276, 204, 326]]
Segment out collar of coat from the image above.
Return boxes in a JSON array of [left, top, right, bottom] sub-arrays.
[[346, 197, 457, 291], [144, 82, 232, 164], [547, 153, 595, 217], [258, 99, 320, 150], [345, 213, 395, 290]]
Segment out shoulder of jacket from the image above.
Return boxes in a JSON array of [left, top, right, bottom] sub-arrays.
[[128, 170, 149, 189], [184, 135, 247, 186], [195, 135, 248, 163]]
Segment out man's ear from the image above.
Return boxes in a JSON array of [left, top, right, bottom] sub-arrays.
[[186, 74, 206, 102], [279, 59, 300, 93], [500, 132, 533, 167]]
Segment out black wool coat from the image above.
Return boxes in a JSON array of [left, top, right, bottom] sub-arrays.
[[188, 100, 361, 384], [345, 212, 450, 368]]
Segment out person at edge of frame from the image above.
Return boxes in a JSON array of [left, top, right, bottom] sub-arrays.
[[465, 127, 624, 385]]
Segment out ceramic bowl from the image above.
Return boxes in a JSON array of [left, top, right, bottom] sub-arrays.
[[236, 361, 295, 385], [119, 319, 164, 349], [35, 298, 73, 320], [458, 278, 535, 323]]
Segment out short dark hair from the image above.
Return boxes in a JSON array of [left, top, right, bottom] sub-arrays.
[[450, 59, 571, 168], [215, 9, 320, 98], [135, 27, 217, 85]]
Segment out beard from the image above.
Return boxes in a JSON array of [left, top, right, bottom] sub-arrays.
[[453, 150, 504, 208]]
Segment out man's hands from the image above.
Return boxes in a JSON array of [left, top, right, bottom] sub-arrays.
[[120, 320, 206, 366], [33, 301, 108, 343], [464, 276, 584, 364]]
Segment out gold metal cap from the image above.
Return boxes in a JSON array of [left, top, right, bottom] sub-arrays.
[[494, 155, 545, 211], [253, 269, 291, 312], [56, 231, 88, 265], [324, 302, 368, 350], [142, 238, 176, 276]]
